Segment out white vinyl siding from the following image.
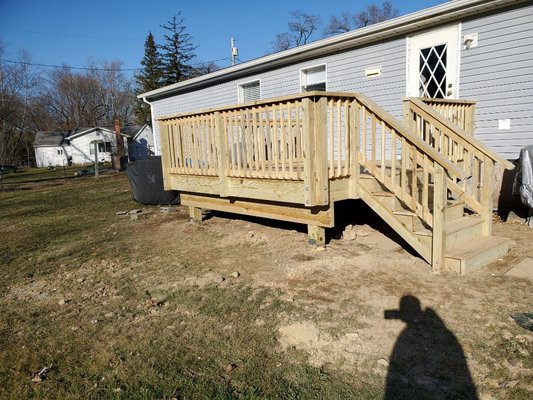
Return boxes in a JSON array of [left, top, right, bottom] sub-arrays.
[[238, 80, 261, 103]]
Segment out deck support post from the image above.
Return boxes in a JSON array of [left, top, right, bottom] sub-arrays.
[[432, 164, 446, 273], [189, 206, 203, 222], [308, 225, 326, 247]]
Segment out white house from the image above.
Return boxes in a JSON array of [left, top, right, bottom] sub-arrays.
[[33, 125, 150, 167]]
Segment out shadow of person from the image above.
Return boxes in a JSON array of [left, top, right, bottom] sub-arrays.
[[384, 295, 478, 400]]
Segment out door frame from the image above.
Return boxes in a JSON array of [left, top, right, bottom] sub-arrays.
[[406, 24, 462, 99]]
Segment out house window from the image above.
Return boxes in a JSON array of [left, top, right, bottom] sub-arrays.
[[98, 142, 112, 153], [57, 149, 63, 155], [238, 80, 260, 103], [300, 64, 327, 92]]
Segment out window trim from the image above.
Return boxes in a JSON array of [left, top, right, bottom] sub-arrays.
[[299, 63, 328, 93], [237, 79, 261, 103]]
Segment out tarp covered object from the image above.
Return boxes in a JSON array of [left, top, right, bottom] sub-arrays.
[[512, 144, 533, 208], [125, 157, 180, 205]]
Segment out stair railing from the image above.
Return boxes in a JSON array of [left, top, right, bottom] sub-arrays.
[[355, 94, 467, 270], [403, 98, 514, 234]]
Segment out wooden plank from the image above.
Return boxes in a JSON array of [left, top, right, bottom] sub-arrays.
[[481, 156, 494, 235], [180, 193, 334, 228], [287, 105, 295, 180], [431, 163, 446, 273]]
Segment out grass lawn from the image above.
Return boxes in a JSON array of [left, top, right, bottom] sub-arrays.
[[0, 175, 373, 399], [1, 173, 531, 399]]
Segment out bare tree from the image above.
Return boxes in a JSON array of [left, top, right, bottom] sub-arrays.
[[271, 10, 321, 53], [191, 61, 221, 77], [37, 61, 133, 130], [0, 45, 41, 165], [324, 1, 399, 36]]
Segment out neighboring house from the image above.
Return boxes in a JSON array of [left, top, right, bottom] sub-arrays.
[[139, 0, 532, 165], [33, 130, 71, 168], [122, 124, 154, 161], [34, 126, 134, 167]]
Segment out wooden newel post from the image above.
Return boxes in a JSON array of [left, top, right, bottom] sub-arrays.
[[432, 164, 447, 273], [302, 96, 329, 208]]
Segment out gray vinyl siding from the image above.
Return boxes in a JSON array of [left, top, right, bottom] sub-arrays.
[[151, 38, 407, 154], [460, 4, 533, 160]]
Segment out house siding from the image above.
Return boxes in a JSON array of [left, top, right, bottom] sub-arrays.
[[35, 147, 68, 167], [151, 37, 407, 155], [69, 130, 117, 165], [460, 4, 533, 160]]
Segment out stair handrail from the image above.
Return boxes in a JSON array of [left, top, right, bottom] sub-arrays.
[[405, 97, 514, 170], [355, 93, 467, 180]]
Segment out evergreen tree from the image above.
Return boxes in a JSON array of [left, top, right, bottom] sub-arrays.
[[134, 32, 162, 125], [158, 12, 197, 86]]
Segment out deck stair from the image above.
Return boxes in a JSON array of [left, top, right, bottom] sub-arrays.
[[353, 96, 514, 273], [358, 172, 508, 273]]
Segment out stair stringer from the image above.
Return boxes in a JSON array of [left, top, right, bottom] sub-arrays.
[[358, 185, 432, 263]]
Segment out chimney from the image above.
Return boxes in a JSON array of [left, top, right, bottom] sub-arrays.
[[114, 118, 124, 157], [112, 118, 125, 170]]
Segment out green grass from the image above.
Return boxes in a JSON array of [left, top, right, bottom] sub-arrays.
[[0, 164, 112, 185]]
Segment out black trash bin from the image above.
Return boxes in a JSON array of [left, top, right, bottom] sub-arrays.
[[125, 156, 180, 205]]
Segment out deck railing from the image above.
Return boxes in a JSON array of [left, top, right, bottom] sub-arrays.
[[159, 92, 359, 206], [420, 97, 476, 135], [403, 97, 514, 233]]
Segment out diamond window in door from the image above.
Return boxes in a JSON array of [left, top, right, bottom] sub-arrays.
[[419, 44, 447, 98]]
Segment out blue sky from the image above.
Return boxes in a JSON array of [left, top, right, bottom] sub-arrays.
[[0, 0, 445, 76]]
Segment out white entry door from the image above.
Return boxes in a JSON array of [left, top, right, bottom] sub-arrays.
[[408, 25, 460, 99]]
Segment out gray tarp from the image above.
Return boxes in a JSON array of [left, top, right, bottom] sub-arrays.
[[125, 156, 180, 205], [513, 144, 533, 209]]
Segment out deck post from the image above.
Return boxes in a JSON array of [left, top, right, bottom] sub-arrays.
[[215, 111, 229, 197], [349, 99, 360, 198], [432, 164, 446, 273], [481, 155, 494, 235], [302, 96, 329, 207], [308, 224, 326, 247], [158, 121, 172, 190], [189, 206, 203, 222]]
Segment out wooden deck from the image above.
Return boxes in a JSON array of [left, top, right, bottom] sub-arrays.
[[158, 91, 513, 273]]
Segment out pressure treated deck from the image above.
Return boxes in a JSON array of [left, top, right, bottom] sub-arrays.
[[158, 91, 513, 273]]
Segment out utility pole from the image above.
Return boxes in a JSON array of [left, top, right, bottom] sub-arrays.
[[231, 37, 238, 66]]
